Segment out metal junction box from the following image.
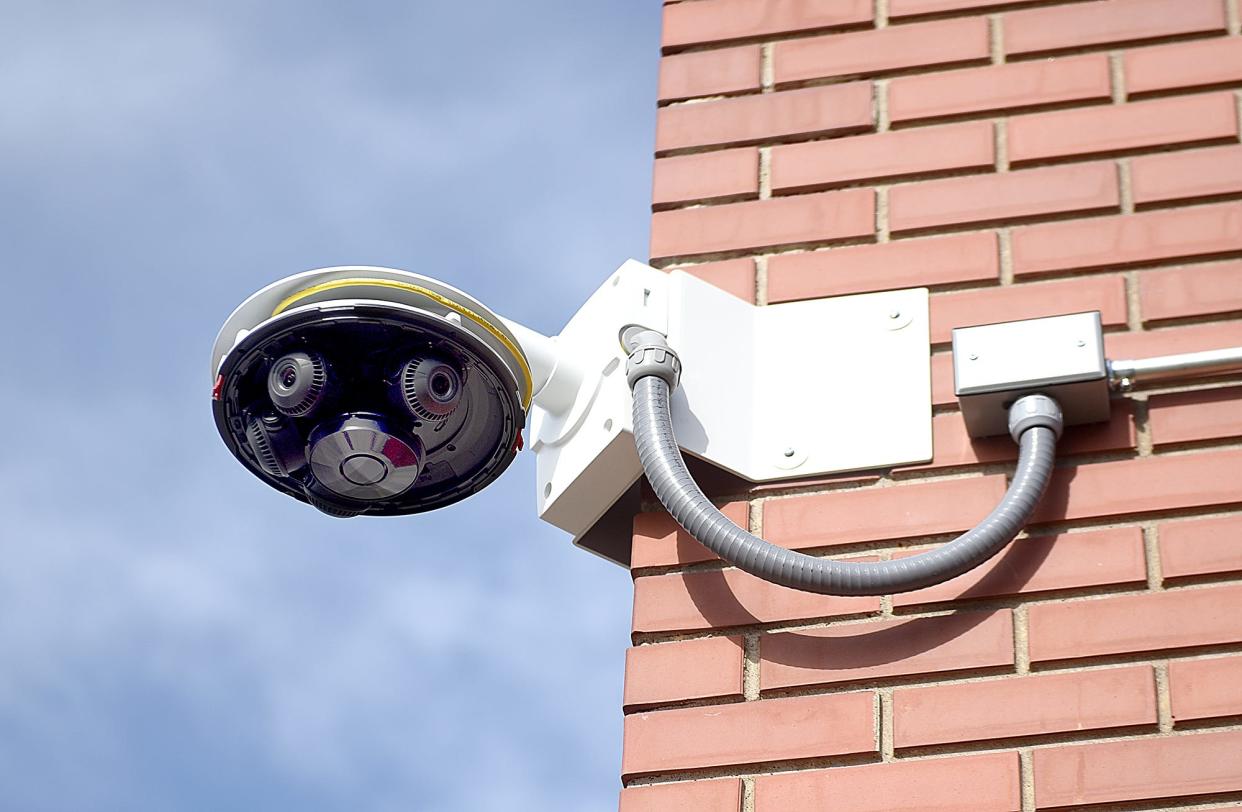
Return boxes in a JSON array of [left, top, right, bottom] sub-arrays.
[[953, 311, 1111, 438]]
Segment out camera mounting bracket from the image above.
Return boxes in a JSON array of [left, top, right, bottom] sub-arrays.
[[531, 260, 932, 566]]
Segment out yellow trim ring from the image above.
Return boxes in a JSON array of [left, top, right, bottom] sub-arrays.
[[271, 277, 533, 408]]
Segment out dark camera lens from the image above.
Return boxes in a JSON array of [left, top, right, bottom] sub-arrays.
[[398, 357, 464, 420], [430, 369, 454, 400], [268, 352, 327, 416]]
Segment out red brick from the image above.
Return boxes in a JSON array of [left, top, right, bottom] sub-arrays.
[[774, 17, 988, 86], [892, 526, 1147, 608], [623, 637, 744, 710], [891, 0, 1030, 15], [620, 779, 742, 812], [633, 504, 748, 569], [761, 610, 1014, 690], [929, 274, 1127, 345], [908, 403, 1136, 472], [1104, 318, 1242, 359], [755, 753, 1021, 812], [1004, 0, 1226, 57], [771, 122, 994, 193], [669, 259, 756, 304], [763, 474, 1009, 552], [767, 232, 998, 302], [1131, 145, 1242, 207], [931, 352, 955, 407], [1008, 93, 1238, 164], [1139, 261, 1242, 323], [1158, 513, 1242, 580], [632, 567, 881, 635], [621, 691, 876, 778], [1012, 202, 1242, 276], [889, 54, 1111, 123], [650, 189, 874, 260], [663, 0, 872, 51], [652, 148, 759, 207], [1033, 729, 1242, 808], [896, 666, 1156, 749], [1032, 448, 1242, 526], [655, 83, 873, 152], [1149, 387, 1242, 448], [658, 46, 761, 102], [1028, 583, 1242, 662], [1170, 655, 1242, 722], [1126, 36, 1242, 96], [889, 162, 1119, 233]]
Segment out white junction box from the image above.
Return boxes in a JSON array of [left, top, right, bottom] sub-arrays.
[[529, 261, 933, 566]]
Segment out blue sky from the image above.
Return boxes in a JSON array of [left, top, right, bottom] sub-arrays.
[[0, 3, 659, 809]]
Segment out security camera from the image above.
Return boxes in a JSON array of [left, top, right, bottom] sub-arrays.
[[211, 262, 938, 544], [211, 267, 534, 518]]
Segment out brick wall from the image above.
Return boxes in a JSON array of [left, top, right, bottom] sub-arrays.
[[621, 1, 1242, 809]]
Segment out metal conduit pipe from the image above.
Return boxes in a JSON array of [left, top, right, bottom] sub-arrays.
[[1109, 345, 1242, 390], [622, 328, 1064, 596]]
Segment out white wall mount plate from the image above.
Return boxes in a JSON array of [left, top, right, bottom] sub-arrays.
[[530, 261, 932, 567]]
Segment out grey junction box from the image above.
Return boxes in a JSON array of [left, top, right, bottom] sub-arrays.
[[952, 311, 1112, 439]]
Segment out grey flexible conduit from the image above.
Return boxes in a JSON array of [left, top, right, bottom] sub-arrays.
[[629, 357, 1061, 596]]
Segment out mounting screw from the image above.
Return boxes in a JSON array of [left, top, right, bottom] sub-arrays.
[[888, 310, 901, 319], [969, 353, 978, 361], [1076, 339, 1086, 347], [783, 447, 796, 458]]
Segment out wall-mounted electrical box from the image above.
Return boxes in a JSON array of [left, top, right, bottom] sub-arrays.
[[953, 311, 1110, 439]]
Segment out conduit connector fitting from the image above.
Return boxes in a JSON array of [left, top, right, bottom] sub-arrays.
[[1008, 393, 1064, 443], [622, 326, 681, 390]]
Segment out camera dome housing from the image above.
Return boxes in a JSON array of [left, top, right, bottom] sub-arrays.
[[210, 260, 941, 569], [211, 267, 530, 517]]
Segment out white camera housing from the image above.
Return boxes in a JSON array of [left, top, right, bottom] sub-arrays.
[[211, 267, 530, 518]]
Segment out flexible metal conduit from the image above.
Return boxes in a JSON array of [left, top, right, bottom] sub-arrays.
[[624, 330, 1064, 596]]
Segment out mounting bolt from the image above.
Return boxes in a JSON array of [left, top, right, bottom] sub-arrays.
[[1076, 339, 1086, 347], [969, 353, 979, 361], [783, 447, 796, 458], [888, 310, 901, 319]]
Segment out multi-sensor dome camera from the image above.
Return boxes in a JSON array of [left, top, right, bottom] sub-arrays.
[[211, 267, 531, 518], [210, 261, 942, 555]]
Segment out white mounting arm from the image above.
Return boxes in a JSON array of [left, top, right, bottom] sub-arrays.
[[520, 260, 933, 567]]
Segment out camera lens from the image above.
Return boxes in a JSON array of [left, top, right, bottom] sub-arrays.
[[430, 368, 457, 401], [399, 357, 464, 420], [245, 413, 307, 479], [308, 414, 423, 501], [268, 352, 327, 417]]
